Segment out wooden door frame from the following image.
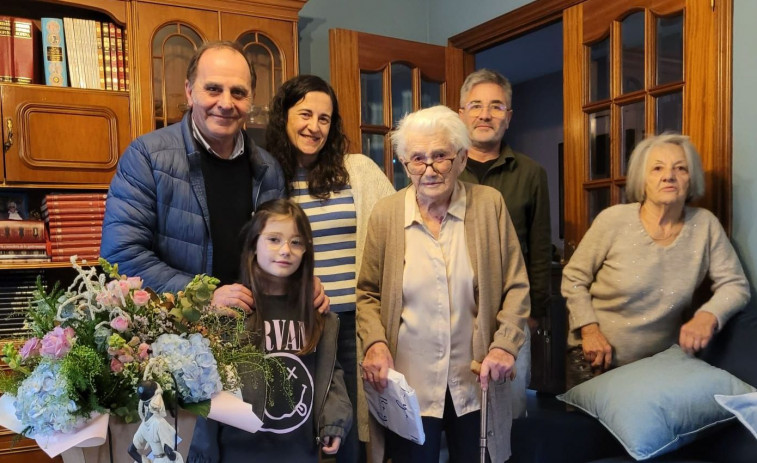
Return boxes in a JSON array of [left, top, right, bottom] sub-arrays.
[[448, 0, 733, 240]]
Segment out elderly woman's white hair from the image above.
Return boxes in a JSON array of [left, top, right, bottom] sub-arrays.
[[391, 105, 470, 161], [625, 133, 705, 203]]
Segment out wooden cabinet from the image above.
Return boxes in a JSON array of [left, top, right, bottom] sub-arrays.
[[0, 1, 305, 461], [1, 84, 128, 184], [130, 0, 304, 136]]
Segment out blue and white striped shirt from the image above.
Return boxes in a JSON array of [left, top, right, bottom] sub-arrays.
[[292, 170, 357, 313]]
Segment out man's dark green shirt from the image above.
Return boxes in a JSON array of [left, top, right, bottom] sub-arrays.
[[459, 144, 552, 318]]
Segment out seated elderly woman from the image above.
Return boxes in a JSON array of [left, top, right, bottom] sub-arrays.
[[357, 105, 530, 463], [562, 133, 750, 385]]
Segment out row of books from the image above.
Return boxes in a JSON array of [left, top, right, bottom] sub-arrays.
[[0, 219, 50, 263], [0, 270, 44, 336], [43, 193, 106, 262], [0, 15, 128, 90]]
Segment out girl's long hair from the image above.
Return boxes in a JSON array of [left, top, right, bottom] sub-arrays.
[[239, 199, 323, 355], [265, 75, 349, 199]]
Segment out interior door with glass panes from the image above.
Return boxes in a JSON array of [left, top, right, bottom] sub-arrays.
[[562, 0, 732, 257], [329, 29, 467, 189]]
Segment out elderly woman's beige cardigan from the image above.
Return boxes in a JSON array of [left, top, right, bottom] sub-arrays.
[[356, 182, 531, 463]]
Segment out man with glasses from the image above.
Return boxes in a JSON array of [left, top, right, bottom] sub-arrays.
[[458, 69, 552, 417]]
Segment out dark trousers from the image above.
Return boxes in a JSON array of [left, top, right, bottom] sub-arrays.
[[386, 388, 489, 463], [334, 311, 365, 463]]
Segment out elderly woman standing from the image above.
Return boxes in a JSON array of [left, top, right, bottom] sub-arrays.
[[562, 133, 750, 383], [358, 105, 530, 463]]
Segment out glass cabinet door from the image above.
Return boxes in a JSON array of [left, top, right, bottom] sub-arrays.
[[151, 23, 203, 130]]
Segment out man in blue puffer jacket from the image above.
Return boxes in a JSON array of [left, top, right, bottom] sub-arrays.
[[101, 41, 285, 311]]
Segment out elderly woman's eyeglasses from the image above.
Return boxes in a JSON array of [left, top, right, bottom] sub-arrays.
[[261, 234, 307, 254], [403, 154, 458, 176], [463, 102, 509, 118]]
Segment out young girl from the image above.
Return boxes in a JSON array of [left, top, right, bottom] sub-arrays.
[[188, 199, 352, 463]]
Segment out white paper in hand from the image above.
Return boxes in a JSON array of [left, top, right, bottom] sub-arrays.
[[364, 368, 425, 444]]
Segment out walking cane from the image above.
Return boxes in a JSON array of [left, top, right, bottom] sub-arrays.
[[471, 361, 488, 463]]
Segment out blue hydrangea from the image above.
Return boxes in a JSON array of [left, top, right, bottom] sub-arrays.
[[14, 361, 84, 436], [151, 333, 222, 403]]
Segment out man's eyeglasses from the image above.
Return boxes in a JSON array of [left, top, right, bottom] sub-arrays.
[[463, 102, 509, 118], [403, 154, 458, 176], [261, 234, 307, 254]]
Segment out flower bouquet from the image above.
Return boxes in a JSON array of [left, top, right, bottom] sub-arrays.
[[0, 258, 283, 458]]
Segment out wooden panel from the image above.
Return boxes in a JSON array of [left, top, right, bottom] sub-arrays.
[[356, 32, 446, 82], [221, 12, 298, 104], [136, 0, 306, 21], [0, 427, 62, 463], [444, 45, 468, 110], [684, 0, 730, 226], [329, 29, 361, 153], [1, 85, 129, 184], [563, 4, 585, 259], [583, 0, 682, 44], [131, 1, 219, 136]]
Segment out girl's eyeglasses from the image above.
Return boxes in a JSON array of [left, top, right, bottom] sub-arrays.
[[261, 234, 307, 254]]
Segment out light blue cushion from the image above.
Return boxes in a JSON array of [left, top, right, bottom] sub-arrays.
[[557, 345, 756, 461], [715, 391, 757, 440]]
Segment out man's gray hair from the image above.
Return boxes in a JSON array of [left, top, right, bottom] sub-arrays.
[[625, 133, 705, 203], [459, 69, 512, 108], [391, 105, 470, 161]]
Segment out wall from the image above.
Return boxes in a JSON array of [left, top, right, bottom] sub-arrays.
[[507, 71, 564, 252], [732, 0, 757, 296], [297, 0, 429, 79], [427, 0, 532, 45]]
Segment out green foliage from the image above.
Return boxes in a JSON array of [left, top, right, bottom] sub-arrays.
[[26, 277, 63, 339]]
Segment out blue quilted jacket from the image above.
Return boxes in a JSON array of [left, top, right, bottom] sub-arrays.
[[101, 113, 285, 292]]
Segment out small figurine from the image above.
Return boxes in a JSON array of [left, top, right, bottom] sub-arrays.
[[128, 380, 184, 463]]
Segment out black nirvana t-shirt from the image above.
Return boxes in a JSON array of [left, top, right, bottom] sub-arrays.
[[247, 294, 317, 461]]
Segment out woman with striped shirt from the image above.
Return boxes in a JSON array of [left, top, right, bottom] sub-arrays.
[[266, 75, 395, 462]]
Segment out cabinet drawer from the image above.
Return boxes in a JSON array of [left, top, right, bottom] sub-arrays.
[[1, 85, 129, 185]]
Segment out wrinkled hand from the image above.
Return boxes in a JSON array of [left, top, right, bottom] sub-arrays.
[[680, 311, 718, 355], [581, 323, 613, 370], [313, 276, 330, 314], [477, 348, 516, 391], [210, 283, 254, 314], [321, 436, 341, 454], [362, 342, 394, 393]]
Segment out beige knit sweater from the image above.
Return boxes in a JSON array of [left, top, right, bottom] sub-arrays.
[[356, 181, 530, 463]]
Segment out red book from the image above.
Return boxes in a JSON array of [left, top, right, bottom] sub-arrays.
[[50, 238, 101, 249], [12, 17, 38, 84], [47, 218, 104, 228], [48, 228, 102, 238], [0, 242, 47, 250], [122, 26, 129, 91], [43, 199, 106, 209], [0, 220, 46, 243], [48, 233, 101, 243], [115, 25, 125, 91], [45, 193, 108, 202], [108, 23, 117, 91], [52, 254, 97, 262], [101, 22, 112, 90], [50, 245, 100, 256], [44, 211, 105, 220], [0, 16, 12, 83]]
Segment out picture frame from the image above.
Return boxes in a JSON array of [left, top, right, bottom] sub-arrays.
[[0, 191, 30, 221]]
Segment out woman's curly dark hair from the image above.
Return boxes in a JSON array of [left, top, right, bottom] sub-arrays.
[[265, 75, 350, 199]]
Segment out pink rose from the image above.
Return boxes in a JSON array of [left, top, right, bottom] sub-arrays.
[[137, 343, 150, 360], [110, 316, 129, 333], [125, 276, 143, 290], [19, 337, 41, 360], [110, 357, 124, 373], [40, 326, 76, 359], [131, 290, 150, 307]]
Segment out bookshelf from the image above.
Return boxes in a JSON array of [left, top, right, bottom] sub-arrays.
[[0, 1, 306, 461]]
